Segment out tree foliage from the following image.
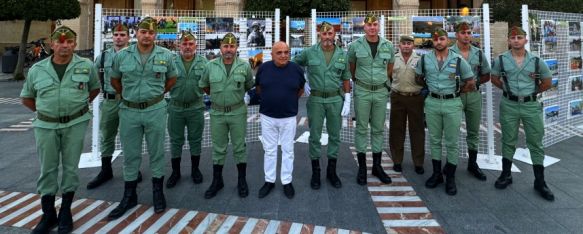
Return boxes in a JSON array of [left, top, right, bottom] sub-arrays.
[[486, 0, 583, 26]]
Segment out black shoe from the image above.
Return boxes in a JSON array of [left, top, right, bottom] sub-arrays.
[[166, 158, 181, 188], [258, 182, 275, 198], [87, 156, 113, 189], [415, 166, 425, 175], [57, 192, 74, 234], [152, 177, 166, 213], [443, 163, 457, 196], [283, 183, 295, 199], [393, 164, 402, 172], [356, 153, 367, 185], [237, 163, 249, 198], [533, 165, 555, 201], [326, 158, 342, 188], [204, 165, 224, 199], [137, 171, 143, 183], [191, 155, 203, 184], [108, 180, 138, 220], [371, 152, 392, 184], [32, 195, 58, 234], [425, 160, 444, 188], [467, 150, 487, 181], [310, 159, 321, 190], [495, 158, 513, 189]]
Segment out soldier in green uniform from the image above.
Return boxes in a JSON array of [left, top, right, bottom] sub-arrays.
[[491, 26, 554, 201], [415, 28, 475, 196], [166, 32, 208, 188], [293, 22, 351, 189], [87, 23, 144, 190], [21, 26, 100, 234], [347, 13, 394, 185], [449, 22, 491, 181], [107, 17, 178, 220], [199, 33, 254, 199]]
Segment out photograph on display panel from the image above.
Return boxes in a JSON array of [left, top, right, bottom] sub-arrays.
[[154, 16, 178, 33], [248, 49, 263, 71], [569, 54, 582, 71], [102, 16, 141, 39], [544, 105, 560, 126], [543, 78, 559, 100], [352, 17, 365, 34], [569, 22, 581, 37], [568, 37, 581, 52], [290, 20, 306, 34], [545, 59, 558, 76], [206, 17, 234, 33], [567, 75, 583, 93], [316, 17, 341, 32], [542, 20, 557, 54], [289, 20, 306, 47], [412, 16, 444, 52], [247, 19, 267, 47], [569, 99, 583, 119]]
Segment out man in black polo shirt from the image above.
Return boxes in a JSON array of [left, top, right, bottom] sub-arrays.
[[256, 41, 305, 199]]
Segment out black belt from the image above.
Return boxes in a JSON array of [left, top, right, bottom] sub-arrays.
[[311, 89, 341, 98], [429, 92, 460, 99], [393, 90, 421, 96], [355, 79, 387, 91], [503, 91, 537, 102], [122, 95, 164, 109], [103, 93, 118, 100], [211, 101, 245, 113], [172, 99, 199, 108], [37, 106, 89, 123]]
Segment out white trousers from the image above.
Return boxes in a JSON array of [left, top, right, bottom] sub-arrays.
[[260, 114, 296, 184]]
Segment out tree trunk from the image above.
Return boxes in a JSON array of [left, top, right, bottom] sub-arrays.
[[14, 19, 31, 81]]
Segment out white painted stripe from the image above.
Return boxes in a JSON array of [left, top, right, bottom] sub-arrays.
[[368, 177, 407, 183], [247, 113, 258, 122], [342, 118, 348, 128], [73, 200, 104, 221], [9, 125, 32, 128], [0, 128, 28, 131], [368, 186, 414, 192], [0, 199, 40, 225], [383, 219, 440, 227], [192, 213, 217, 233], [73, 202, 119, 233], [377, 207, 430, 213], [143, 208, 179, 233], [119, 207, 156, 234], [167, 211, 198, 233], [96, 205, 142, 233], [239, 218, 259, 233], [264, 220, 280, 234], [288, 223, 303, 234], [493, 123, 502, 134], [0, 194, 35, 213], [21, 121, 32, 124], [216, 215, 238, 234], [313, 225, 327, 234], [365, 163, 393, 167], [366, 169, 399, 175], [338, 229, 350, 234], [298, 117, 307, 126], [480, 124, 488, 132], [371, 196, 421, 202], [14, 199, 61, 227], [0, 192, 19, 203]]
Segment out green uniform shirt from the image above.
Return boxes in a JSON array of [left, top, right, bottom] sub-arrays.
[[449, 44, 491, 83], [199, 57, 254, 115], [110, 44, 178, 111], [20, 54, 100, 129], [94, 47, 121, 94], [293, 43, 350, 103], [169, 54, 208, 111], [415, 49, 474, 95], [347, 36, 395, 86], [491, 50, 552, 96]]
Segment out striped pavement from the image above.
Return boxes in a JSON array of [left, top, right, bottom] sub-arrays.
[[0, 98, 20, 105], [349, 147, 445, 234], [0, 190, 366, 234], [0, 118, 33, 132]]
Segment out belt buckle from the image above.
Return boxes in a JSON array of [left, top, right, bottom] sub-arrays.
[[59, 116, 70, 123], [224, 106, 231, 112], [183, 103, 190, 108], [139, 102, 148, 109], [517, 96, 525, 103], [371, 85, 378, 91], [322, 92, 328, 98]]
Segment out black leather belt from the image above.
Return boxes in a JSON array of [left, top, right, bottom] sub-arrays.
[[211, 101, 245, 113], [311, 89, 341, 98], [122, 95, 164, 109], [37, 106, 89, 123], [429, 92, 460, 99], [172, 99, 199, 108], [103, 93, 118, 100], [503, 91, 537, 102], [393, 90, 421, 96], [355, 79, 387, 91]]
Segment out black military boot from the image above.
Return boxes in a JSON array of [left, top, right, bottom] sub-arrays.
[[533, 165, 555, 201], [310, 159, 321, 189], [137, 171, 143, 183], [204, 164, 224, 199], [57, 192, 74, 234], [326, 158, 342, 188], [443, 163, 457, 196], [191, 155, 203, 184], [237, 163, 249, 198], [87, 156, 113, 189], [32, 195, 58, 234], [371, 152, 392, 184], [467, 150, 487, 181], [166, 158, 181, 188], [152, 177, 166, 213], [425, 160, 444, 188], [108, 180, 138, 220], [495, 158, 513, 189], [356, 153, 367, 185]]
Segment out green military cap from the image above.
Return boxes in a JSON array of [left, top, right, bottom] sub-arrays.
[[221, 32, 237, 45], [399, 34, 414, 42], [455, 21, 471, 32], [138, 17, 157, 31], [180, 32, 197, 42], [508, 26, 527, 37], [51, 26, 77, 42], [432, 27, 448, 40], [319, 21, 334, 32], [113, 23, 129, 33], [364, 13, 378, 24]]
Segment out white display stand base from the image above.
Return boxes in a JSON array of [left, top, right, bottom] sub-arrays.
[[513, 148, 560, 167], [477, 154, 521, 172], [78, 150, 122, 169]]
